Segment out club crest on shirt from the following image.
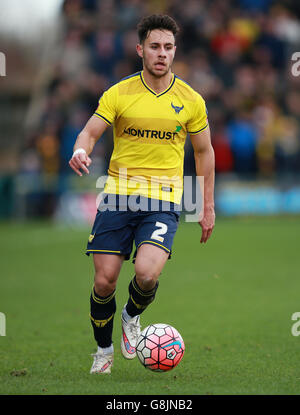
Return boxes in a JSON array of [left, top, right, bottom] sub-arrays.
[[171, 102, 184, 114]]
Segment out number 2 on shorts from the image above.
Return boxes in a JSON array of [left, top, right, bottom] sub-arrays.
[[150, 221, 168, 243]]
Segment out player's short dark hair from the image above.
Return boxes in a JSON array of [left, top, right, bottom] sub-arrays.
[[137, 14, 180, 44]]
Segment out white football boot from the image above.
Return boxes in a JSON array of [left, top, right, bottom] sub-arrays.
[[90, 350, 113, 374], [121, 314, 141, 359]]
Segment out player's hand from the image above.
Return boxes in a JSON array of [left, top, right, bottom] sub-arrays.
[[69, 151, 92, 176], [199, 206, 215, 243]]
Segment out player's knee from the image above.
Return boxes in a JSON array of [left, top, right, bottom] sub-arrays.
[[135, 269, 158, 291], [94, 270, 117, 297]]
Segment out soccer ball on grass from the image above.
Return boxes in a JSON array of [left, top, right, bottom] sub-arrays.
[[136, 323, 185, 372]]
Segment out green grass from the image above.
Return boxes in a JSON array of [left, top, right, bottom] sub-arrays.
[[0, 216, 300, 395]]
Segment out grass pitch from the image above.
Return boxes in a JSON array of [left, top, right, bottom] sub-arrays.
[[0, 216, 300, 395]]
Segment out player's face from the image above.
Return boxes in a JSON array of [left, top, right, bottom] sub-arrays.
[[137, 29, 176, 78]]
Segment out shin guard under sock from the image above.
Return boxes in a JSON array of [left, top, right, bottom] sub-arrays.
[[90, 287, 116, 348], [125, 276, 158, 318]]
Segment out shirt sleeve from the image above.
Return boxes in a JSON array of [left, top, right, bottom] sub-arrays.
[[187, 94, 209, 135], [94, 84, 118, 126]]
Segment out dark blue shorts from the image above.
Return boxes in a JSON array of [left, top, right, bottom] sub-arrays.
[[86, 195, 180, 261]]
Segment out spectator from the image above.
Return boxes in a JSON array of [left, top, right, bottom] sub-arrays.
[[227, 110, 258, 174]]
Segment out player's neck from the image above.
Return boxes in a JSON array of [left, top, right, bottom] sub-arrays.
[[142, 69, 173, 94]]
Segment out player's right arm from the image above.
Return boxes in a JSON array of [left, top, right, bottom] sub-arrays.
[[69, 115, 109, 176]]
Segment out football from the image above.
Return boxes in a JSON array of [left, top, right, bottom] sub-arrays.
[[136, 323, 185, 372]]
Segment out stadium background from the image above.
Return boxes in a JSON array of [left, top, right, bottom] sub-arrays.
[[1, 0, 300, 221], [1, 0, 300, 396]]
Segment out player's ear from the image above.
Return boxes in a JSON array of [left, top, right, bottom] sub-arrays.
[[136, 43, 143, 58]]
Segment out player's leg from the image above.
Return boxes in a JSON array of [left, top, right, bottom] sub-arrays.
[[90, 253, 124, 373], [120, 244, 169, 359], [121, 211, 179, 359], [128, 243, 168, 313], [86, 204, 135, 371]]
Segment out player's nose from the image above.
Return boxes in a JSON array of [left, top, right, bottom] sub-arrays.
[[158, 48, 167, 57]]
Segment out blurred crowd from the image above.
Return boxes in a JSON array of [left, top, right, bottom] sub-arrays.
[[22, 0, 300, 185]]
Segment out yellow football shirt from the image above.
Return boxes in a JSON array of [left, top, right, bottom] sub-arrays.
[[94, 71, 208, 204]]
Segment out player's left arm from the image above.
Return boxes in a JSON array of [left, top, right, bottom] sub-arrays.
[[190, 125, 215, 243]]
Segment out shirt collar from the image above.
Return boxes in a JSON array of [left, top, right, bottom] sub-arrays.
[[140, 71, 176, 97]]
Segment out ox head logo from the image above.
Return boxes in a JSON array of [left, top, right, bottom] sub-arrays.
[[171, 102, 184, 114]]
